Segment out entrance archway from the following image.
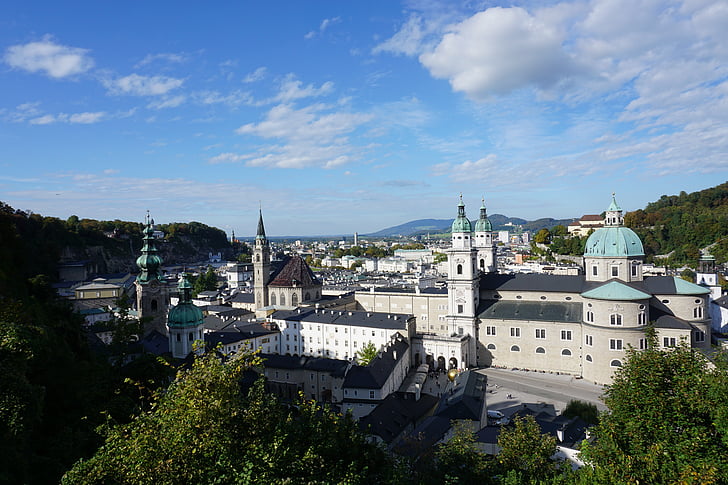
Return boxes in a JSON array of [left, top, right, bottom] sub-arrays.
[[449, 357, 458, 369], [437, 356, 446, 371]]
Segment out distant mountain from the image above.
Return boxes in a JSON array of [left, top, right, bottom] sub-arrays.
[[366, 215, 575, 237]]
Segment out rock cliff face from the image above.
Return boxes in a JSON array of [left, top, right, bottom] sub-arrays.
[[59, 235, 233, 274]]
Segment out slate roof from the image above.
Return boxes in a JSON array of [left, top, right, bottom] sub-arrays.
[[641, 276, 710, 295], [480, 273, 587, 294], [271, 308, 410, 330], [654, 315, 693, 330], [713, 295, 728, 310], [268, 255, 320, 288], [141, 330, 169, 355], [344, 336, 409, 389], [477, 300, 583, 323], [359, 392, 439, 443], [433, 370, 487, 422], [230, 292, 255, 303], [205, 323, 277, 347], [259, 353, 349, 377]]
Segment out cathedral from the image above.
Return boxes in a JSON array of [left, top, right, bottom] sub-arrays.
[[359, 195, 712, 385]]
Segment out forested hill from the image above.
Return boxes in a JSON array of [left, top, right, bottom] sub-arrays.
[[624, 182, 728, 264], [0, 202, 232, 284]]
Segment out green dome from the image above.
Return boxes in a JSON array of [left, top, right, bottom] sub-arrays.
[[474, 200, 492, 232], [584, 226, 644, 258], [136, 214, 163, 284], [168, 274, 203, 328], [451, 197, 472, 233]]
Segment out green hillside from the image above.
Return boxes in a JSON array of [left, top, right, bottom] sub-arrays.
[[624, 182, 728, 265]]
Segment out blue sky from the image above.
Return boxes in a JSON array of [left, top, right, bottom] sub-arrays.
[[1, 0, 726, 236]]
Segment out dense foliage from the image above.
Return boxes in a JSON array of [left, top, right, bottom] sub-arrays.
[[624, 182, 728, 265], [63, 350, 399, 485]]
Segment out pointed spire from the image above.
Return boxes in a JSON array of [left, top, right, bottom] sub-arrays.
[[605, 193, 624, 227], [256, 208, 267, 241], [475, 196, 492, 232], [136, 212, 163, 283], [177, 273, 193, 303]]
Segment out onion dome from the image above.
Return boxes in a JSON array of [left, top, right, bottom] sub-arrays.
[[167, 274, 204, 328], [451, 195, 472, 233], [585, 194, 644, 257], [136, 212, 163, 284], [474, 197, 492, 232]]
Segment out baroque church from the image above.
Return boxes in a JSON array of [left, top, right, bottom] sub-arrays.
[[358, 195, 712, 385]]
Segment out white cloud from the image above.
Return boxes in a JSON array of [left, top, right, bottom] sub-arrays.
[[420, 7, 579, 99], [103, 73, 183, 96], [147, 95, 186, 109], [274, 76, 334, 102], [196, 90, 251, 106], [135, 52, 187, 67], [304, 16, 341, 39], [233, 102, 373, 169], [208, 152, 253, 164], [242, 66, 267, 83], [28, 111, 105, 125], [4, 36, 94, 78]]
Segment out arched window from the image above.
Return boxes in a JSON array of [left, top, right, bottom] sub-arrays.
[[610, 314, 623, 326], [535, 347, 545, 354], [292, 293, 298, 306], [585, 354, 593, 362], [694, 307, 703, 318], [457, 264, 463, 275], [487, 343, 496, 350], [280, 293, 286, 306], [510, 345, 520, 352], [586, 311, 594, 323], [271, 293, 277, 305], [480, 259, 485, 269], [256, 254, 260, 262], [561, 349, 572, 356], [305, 292, 311, 301], [610, 359, 622, 367]]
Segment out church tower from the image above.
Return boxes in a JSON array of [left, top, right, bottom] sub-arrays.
[[445, 196, 479, 366], [167, 274, 205, 359], [135, 212, 170, 336], [254, 209, 271, 310], [474, 197, 497, 273]]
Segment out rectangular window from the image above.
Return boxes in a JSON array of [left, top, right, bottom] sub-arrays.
[[510, 327, 521, 338], [632, 264, 638, 277], [585, 335, 593, 346], [638, 312, 646, 325], [458, 327, 463, 335], [663, 337, 676, 347], [639, 338, 646, 350], [561, 330, 572, 341], [695, 331, 705, 342], [457, 304, 464, 314], [586, 311, 594, 323], [535, 329, 546, 339], [611, 266, 619, 277], [354, 341, 357, 347], [592, 266, 598, 276], [486, 326, 496, 336], [369, 391, 375, 399], [610, 314, 623, 326], [610, 339, 623, 350]]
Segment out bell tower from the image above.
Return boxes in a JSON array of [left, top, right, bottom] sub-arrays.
[[445, 196, 479, 366], [254, 208, 271, 310], [135, 211, 170, 336]]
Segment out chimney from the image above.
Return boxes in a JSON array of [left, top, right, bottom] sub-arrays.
[[557, 426, 565, 443]]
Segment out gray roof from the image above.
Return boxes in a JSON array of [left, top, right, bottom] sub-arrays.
[[359, 392, 439, 444], [654, 315, 693, 330], [433, 370, 487, 422], [271, 308, 410, 330], [230, 292, 255, 303], [205, 323, 276, 346], [344, 336, 409, 389], [477, 300, 583, 323], [259, 353, 349, 377], [480, 273, 587, 294]]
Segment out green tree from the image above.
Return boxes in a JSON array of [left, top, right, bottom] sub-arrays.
[[63, 350, 400, 484], [192, 266, 218, 296], [562, 400, 599, 426], [430, 421, 495, 484], [533, 228, 552, 245], [357, 341, 379, 366], [497, 415, 561, 482], [433, 252, 448, 264], [579, 329, 728, 484], [551, 224, 568, 237]]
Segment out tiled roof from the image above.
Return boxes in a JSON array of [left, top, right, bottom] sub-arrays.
[[268, 255, 320, 288]]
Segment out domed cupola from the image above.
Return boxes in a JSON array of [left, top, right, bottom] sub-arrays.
[[168, 274, 204, 329], [168, 273, 205, 359], [584, 194, 644, 282], [136, 212, 163, 284], [451, 195, 472, 233], [474, 198, 492, 233]]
